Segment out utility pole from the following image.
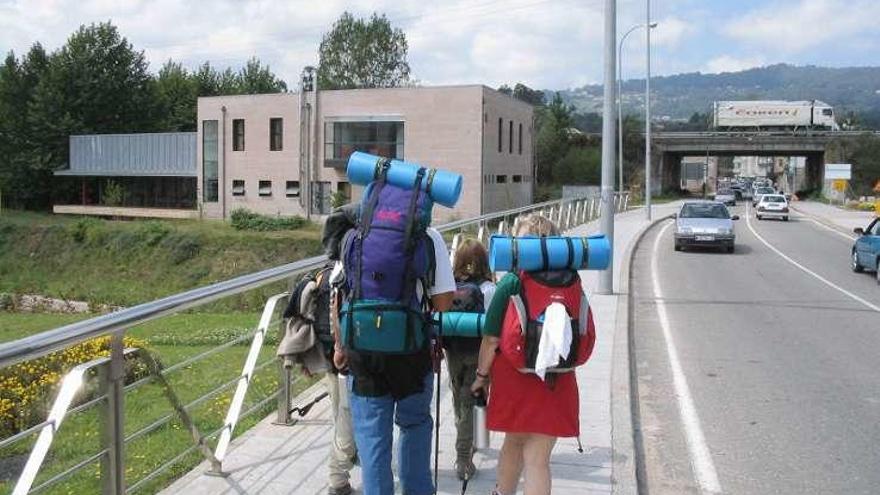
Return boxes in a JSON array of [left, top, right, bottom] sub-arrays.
[[645, 0, 653, 220], [598, 0, 617, 295]]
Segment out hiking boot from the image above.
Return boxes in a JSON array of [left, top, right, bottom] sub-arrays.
[[454, 459, 476, 481], [327, 483, 353, 495]]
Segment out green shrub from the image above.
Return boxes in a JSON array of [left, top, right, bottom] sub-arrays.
[[69, 217, 103, 243], [102, 180, 125, 206], [160, 232, 202, 265], [138, 221, 172, 247], [230, 208, 307, 231]]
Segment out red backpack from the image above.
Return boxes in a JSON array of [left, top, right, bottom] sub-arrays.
[[499, 270, 596, 374]]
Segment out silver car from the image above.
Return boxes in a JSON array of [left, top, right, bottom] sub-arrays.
[[674, 201, 740, 253], [714, 188, 736, 206]]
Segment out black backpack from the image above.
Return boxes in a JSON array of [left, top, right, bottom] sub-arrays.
[[283, 263, 335, 361]]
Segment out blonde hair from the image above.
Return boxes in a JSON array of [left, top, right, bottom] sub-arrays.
[[514, 214, 559, 237], [453, 237, 493, 282]]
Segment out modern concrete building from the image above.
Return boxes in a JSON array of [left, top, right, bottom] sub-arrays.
[[196, 85, 534, 221], [54, 133, 199, 219]]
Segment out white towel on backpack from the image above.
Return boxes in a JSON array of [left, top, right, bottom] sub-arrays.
[[535, 302, 572, 380]]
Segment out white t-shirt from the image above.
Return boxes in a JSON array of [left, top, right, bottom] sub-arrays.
[[479, 280, 497, 310], [330, 227, 456, 297]]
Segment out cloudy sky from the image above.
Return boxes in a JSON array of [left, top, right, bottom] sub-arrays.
[[1, 0, 878, 90]]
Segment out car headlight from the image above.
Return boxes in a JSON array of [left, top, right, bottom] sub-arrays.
[[718, 228, 733, 235], [677, 226, 693, 235]]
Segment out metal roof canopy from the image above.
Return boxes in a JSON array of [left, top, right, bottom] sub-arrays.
[[55, 132, 197, 177]]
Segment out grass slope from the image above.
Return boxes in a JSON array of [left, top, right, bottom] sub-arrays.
[[0, 211, 323, 309]]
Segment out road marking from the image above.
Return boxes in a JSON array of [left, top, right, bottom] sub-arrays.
[[652, 221, 723, 494], [746, 207, 880, 313], [791, 210, 858, 241]]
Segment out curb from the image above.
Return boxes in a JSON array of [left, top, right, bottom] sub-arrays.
[[790, 204, 859, 239], [610, 214, 674, 495]]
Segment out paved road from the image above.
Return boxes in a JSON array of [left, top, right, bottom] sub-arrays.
[[630, 204, 880, 494]]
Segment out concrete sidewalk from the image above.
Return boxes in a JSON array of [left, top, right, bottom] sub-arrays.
[[161, 205, 679, 495], [791, 200, 877, 234]]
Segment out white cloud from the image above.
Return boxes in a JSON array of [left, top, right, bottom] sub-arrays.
[[651, 17, 693, 48], [704, 55, 767, 74], [724, 0, 880, 52]]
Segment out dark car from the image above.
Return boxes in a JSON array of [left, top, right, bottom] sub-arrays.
[[852, 217, 880, 284]]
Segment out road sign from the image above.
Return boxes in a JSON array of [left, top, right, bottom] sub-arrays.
[[832, 179, 847, 192], [825, 163, 851, 180]]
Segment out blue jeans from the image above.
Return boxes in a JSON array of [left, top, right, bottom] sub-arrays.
[[348, 372, 435, 495]]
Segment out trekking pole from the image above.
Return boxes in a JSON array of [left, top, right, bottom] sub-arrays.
[[433, 314, 443, 494], [289, 391, 329, 417]]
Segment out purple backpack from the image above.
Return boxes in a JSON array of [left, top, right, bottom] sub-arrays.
[[340, 167, 436, 354]]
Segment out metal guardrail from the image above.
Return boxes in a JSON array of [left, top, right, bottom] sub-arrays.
[[0, 192, 628, 494]]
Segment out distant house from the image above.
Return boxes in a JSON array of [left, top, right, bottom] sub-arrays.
[[54, 132, 198, 219], [53, 84, 535, 221]]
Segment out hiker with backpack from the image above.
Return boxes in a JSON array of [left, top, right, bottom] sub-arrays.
[[280, 204, 361, 495], [332, 158, 458, 495], [470, 214, 597, 495], [445, 238, 496, 481]]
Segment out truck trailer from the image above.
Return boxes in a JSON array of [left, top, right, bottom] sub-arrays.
[[712, 100, 838, 131]]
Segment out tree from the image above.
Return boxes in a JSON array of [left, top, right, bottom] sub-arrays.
[[318, 12, 410, 89], [497, 83, 545, 107], [0, 44, 49, 208], [153, 60, 198, 131], [512, 83, 545, 106], [24, 22, 155, 209], [547, 92, 574, 130], [238, 57, 287, 94]]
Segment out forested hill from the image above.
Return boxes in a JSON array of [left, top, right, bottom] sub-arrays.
[[553, 64, 880, 120]]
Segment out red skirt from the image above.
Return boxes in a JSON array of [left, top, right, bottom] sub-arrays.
[[486, 353, 579, 437]]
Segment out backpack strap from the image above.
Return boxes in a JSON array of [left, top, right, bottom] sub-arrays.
[[580, 237, 589, 269], [510, 238, 520, 272], [565, 237, 575, 270], [539, 237, 550, 271], [510, 294, 528, 336]]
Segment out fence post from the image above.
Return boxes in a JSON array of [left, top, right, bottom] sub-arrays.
[[497, 220, 507, 235], [512, 216, 521, 235], [274, 319, 292, 426], [99, 334, 126, 495], [623, 193, 630, 211], [565, 204, 573, 229], [477, 225, 486, 245]]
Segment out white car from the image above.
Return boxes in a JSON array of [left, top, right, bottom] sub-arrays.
[[755, 194, 790, 221]]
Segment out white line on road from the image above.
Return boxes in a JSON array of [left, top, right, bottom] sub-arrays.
[[791, 211, 858, 241], [746, 207, 880, 313], [651, 221, 722, 494]]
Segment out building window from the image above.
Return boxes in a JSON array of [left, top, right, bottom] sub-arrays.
[[496, 175, 507, 184], [286, 180, 300, 197], [518, 123, 523, 155], [259, 180, 272, 196], [337, 181, 351, 203], [202, 120, 218, 202], [324, 121, 404, 169], [233, 119, 245, 151], [513, 175, 523, 183], [509, 120, 513, 153], [270, 118, 283, 151], [312, 181, 331, 214], [497, 118, 503, 153], [232, 180, 245, 196]]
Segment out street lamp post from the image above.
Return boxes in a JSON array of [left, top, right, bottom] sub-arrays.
[[617, 22, 657, 195], [598, 0, 617, 295], [645, 0, 654, 220]]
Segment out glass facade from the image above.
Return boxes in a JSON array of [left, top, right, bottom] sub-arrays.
[[202, 120, 219, 202], [324, 121, 404, 168]]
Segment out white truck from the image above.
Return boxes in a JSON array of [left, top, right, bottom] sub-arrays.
[[712, 100, 838, 131]]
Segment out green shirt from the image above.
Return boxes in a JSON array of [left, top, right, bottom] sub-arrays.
[[483, 273, 521, 337]]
